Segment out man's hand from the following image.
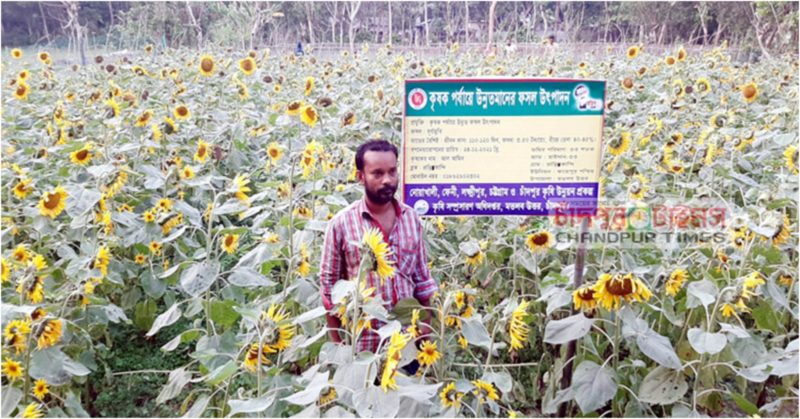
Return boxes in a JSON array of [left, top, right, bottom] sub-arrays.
[[417, 297, 436, 339], [326, 313, 343, 344]]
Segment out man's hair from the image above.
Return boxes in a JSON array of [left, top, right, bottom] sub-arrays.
[[355, 140, 398, 171]]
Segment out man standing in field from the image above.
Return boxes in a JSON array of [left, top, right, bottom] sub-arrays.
[[319, 139, 438, 354]]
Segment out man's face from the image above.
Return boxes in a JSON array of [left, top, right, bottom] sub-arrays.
[[358, 150, 398, 205]]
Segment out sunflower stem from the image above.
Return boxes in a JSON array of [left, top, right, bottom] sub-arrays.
[[611, 312, 622, 417], [284, 140, 296, 299], [22, 327, 34, 404]]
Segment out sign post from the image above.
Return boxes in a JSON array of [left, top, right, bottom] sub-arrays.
[[402, 78, 606, 414], [402, 78, 605, 218]]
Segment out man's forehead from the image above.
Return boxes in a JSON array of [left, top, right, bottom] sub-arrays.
[[363, 150, 397, 167]]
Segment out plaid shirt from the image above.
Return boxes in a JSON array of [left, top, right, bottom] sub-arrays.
[[319, 197, 438, 353]]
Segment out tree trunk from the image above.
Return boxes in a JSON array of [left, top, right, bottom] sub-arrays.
[[388, 1, 392, 45], [486, 0, 497, 50], [698, 2, 709, 45], [464, 1, 469, 44], [346, 1, 361, 53], [749, 2, 772, 58], [305, 2, 314, 44], [423, 1, 429, 46], [185, 1, 203, 49], [39, 2, 50, 44], [249, 5, 262, 50]]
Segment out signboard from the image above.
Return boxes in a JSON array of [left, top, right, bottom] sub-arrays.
[[402, 78, 606, 217]]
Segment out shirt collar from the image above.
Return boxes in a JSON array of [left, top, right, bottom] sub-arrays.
[[360, 196, 404, 220]]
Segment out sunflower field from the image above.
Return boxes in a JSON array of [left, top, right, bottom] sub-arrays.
[[1, 41, 798, 418]]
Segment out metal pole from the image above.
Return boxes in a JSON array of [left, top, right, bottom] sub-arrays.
[[558, 216, 589, 417]]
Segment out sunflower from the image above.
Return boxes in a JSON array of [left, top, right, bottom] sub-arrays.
[[304, 76, 315, 96], [415, 340, 441, 367], [161, 213, 183, 234], [784, 145, 798, 175], [286, 101, 304, 116], [262, 304, 295, 353], [36, 319, 63, 349], [38, 186, 67, 218], [143, 210, 156, 223], [380, 331, 411, 393], [150, 123, 163, 141], [465, 249, 484, 267], [317, 386, 337, 406], [621, 77, 634, 90], [94, 245, 111, 277], [135, 110, 153, 127], [300, 105, 319, 128], [297, 258, 311, 277], [742, 272, 765, 291], [33, 378, 49, 399], [677, 47, 687, 61], [2, 358, 24, 380], [13, 244, 30, 263], [608, 132, 631, 156], [194, 139, 210, 163], [134, 254, 147, 265], [221, 234, 239, 254], [778, 273, 794, 287], [173, 104, 190, 120], [592, 273, 652, 311], [177, 165, 195, 180], [508, 300, 530, 351], [572, 285, 597, 311], [457, 335, 468, 349], [770, 216, 791, 247], [148, 241, 162, 255], [198, 54, 216, 76], [740, 82, 758, 103], [233, 174, 251, 202], [18, 69, 30, 81], [273, 84, 282, 93], [669, 79, 685, 98], [243, 343, 272, 371], [525, 230, 553, 253], [363, 227, 395, 281], [144, 44, 153, 54], [665, 269, 688, 296], [266, 142, 283, 163], [626, 46, 641, 59], [104, 98, 120, 118], [696, 78, 712, 94], [1, 258, 9, 283], [13, 178, 32, 199], [440, 382, 464, 409], [21, 403, 43, 419], [11, 48, 22, 59], [472, 380, 500, 403], [343, 112, 356, 126], [277, 183, 291, 198], [628, 174, 649, 201], [29, 308, 46, 322], [38, 51, 51, 64], [235, 79, 249, 100], [4, 320, 31, 342], [709, 114, 727, 129], [293, 206, 313, 219], [70, 145, 93, 165], [238, 57, 256, 75], [13, 81, 30, 100], [154, 198, 172, 213]]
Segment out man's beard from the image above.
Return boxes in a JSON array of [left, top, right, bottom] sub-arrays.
[[365, 183, 397, 205]]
